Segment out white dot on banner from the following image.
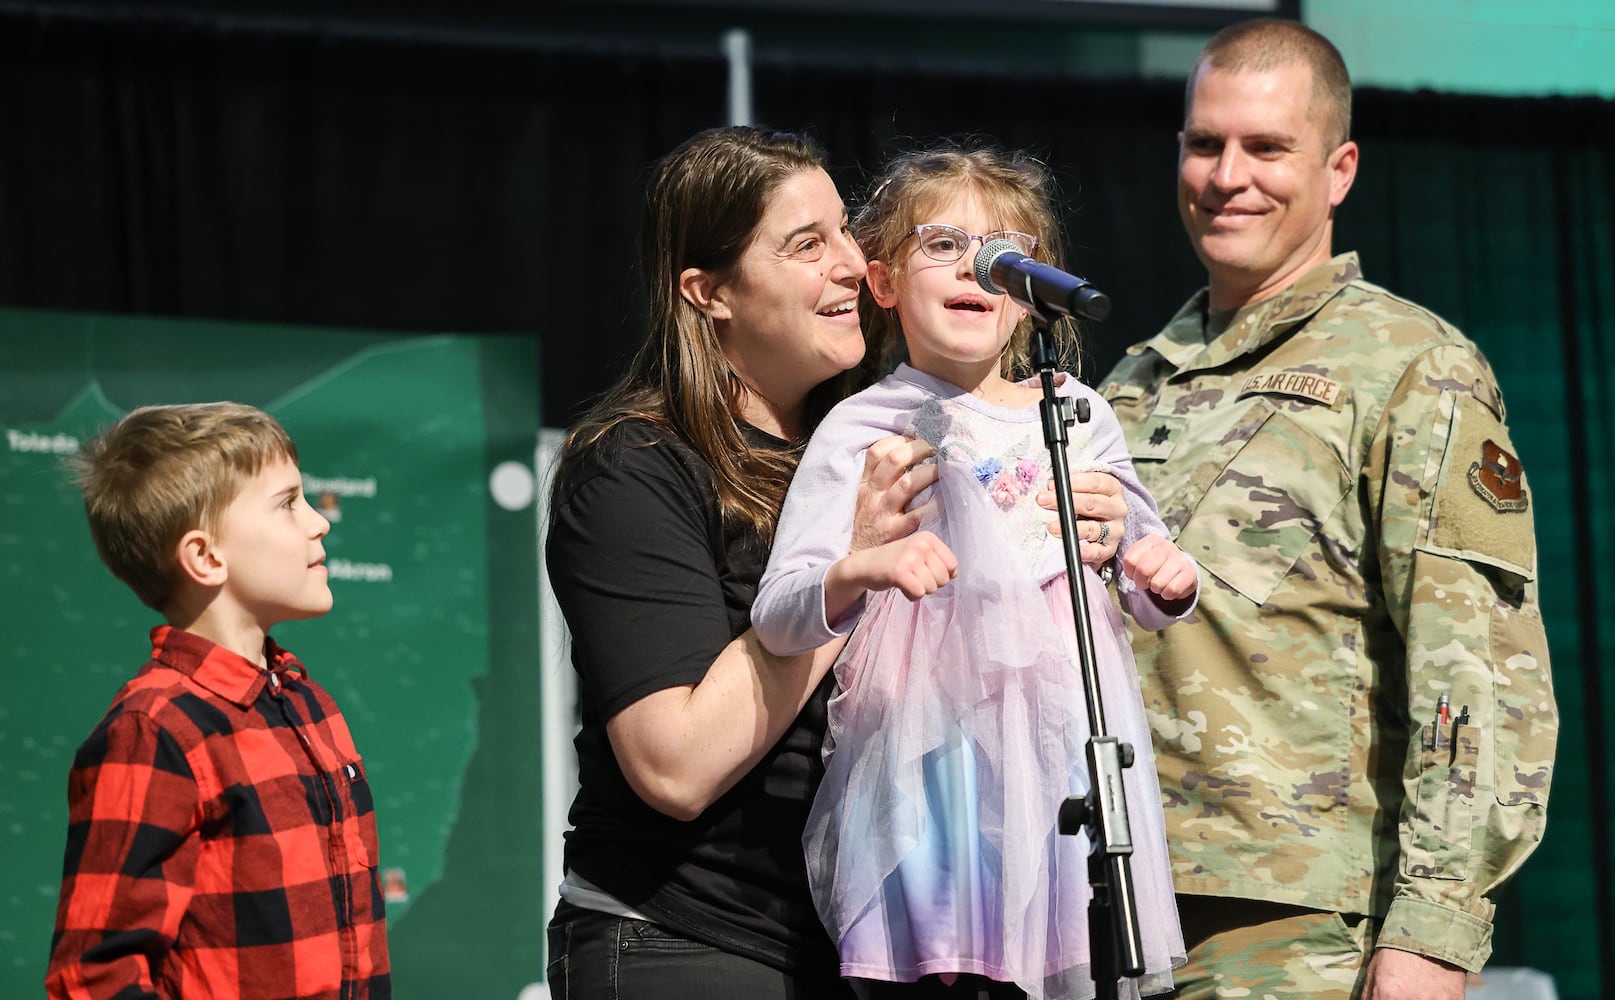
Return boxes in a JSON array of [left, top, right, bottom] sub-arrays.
[[489, 462, 536, 511]]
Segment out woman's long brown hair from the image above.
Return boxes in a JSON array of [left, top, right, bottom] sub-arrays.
[[551, 126, 838, 546]]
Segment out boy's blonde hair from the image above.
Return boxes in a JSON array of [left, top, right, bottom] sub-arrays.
[[853, 142, 1080, 382], [74, 402, 298, 611]]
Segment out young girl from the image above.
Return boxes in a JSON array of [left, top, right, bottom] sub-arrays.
[[751, 146, 1197, 1000]]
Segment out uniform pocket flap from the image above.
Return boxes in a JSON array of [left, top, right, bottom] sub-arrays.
[[1176, 409, 1352, 607]]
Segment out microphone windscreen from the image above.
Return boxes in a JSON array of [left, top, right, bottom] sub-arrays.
[[973, 239, 1024, 296]]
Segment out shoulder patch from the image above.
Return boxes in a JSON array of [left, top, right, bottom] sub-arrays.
[[1237, 370, 1344, 409], [1422, 394, 1536, 580], [1468, 440, 1528, 513]]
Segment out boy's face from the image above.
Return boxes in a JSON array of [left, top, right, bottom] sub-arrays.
[[213, 454, 333, 628]]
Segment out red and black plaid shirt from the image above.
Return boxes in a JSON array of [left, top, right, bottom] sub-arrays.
[[46, 626, 390, 1000]]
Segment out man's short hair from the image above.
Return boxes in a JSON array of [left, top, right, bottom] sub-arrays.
[[74, 402, 297, 610], [1188, 18, 1353, 153]]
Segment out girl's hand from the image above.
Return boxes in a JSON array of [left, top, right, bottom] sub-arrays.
[[1037, 470, 1126, 565], [828, 531, 957, 611], [850, 436, 939, 553], [1120, 534, 1197, 601]]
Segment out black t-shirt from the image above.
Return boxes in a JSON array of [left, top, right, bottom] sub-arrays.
[[545, 418, 839, 975]]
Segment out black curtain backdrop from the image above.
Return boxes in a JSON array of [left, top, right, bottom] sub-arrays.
[[2, 12, 1610, 999]]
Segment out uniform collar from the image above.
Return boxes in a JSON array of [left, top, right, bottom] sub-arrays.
[[149, 624, 307, 709], [1131, 252, 1362, 376]]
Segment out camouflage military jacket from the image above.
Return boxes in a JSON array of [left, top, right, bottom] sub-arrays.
[[1100, 253, 1556, 972]]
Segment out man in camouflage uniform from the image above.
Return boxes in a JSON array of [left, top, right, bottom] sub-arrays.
[[1099, 18, 1557, 1000]]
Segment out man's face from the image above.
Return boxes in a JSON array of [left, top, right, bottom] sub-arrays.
[[1177, 61, 1358, 310]]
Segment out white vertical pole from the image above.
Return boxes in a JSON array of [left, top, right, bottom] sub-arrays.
[[536, 427, 575, 992], [723, 28, 753, 127]]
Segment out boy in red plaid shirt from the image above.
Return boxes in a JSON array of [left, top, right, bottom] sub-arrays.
[[46, 402, 390, 1000]]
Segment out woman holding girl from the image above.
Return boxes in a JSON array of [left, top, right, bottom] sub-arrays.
[[544, 128, 1129, 1000], [752, 146, 1196, 1000]]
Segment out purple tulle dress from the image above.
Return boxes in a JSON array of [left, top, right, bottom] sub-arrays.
[[798, 389, 1186, 1000]]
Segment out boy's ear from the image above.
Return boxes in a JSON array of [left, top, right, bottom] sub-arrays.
[[173, 528, 228, 589], [678, 267, 732, 321], [866, 260, 899, 308]]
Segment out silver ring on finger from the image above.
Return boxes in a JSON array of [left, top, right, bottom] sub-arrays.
[[1096, 521, 1111, 546]]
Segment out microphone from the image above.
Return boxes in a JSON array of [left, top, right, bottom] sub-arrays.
[[974, 240, 1111, 322]]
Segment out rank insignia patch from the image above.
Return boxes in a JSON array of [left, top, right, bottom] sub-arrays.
[[1131, 415, 1186, 461], [1469, 439, 1528, 512]]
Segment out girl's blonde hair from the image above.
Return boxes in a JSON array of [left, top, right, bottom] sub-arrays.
[[852, 143, 1081, 383]]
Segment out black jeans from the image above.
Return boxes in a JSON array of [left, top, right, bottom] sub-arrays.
[[546, 906, 854, 1000]]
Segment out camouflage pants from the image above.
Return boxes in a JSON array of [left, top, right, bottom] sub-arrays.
[[1171, 896, 1375, 1000]]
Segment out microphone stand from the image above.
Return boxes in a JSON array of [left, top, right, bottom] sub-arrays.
[[1028, 311, 1145, 1000]]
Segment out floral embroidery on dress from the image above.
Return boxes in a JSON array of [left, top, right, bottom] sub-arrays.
[[988, 472, 1021, 511], [902, 395, 1096, 569], [909, 399, 953, 450]]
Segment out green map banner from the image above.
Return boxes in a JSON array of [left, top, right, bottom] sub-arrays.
[[0, 309, 549, 998]]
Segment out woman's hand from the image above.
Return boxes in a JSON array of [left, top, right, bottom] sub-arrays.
[[849, 435, 939, 552], [1037, 470, 1126, 565]]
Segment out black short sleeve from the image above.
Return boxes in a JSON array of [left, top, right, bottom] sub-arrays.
[[545, 420, 837, 975], [546, 421, 764, 722], [549, 429, 739, 720]]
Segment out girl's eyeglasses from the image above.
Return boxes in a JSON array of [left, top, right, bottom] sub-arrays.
[[907, 224, 1039, 263]]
